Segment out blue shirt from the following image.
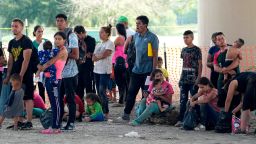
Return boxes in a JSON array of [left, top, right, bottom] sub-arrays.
[[208, 45, 220, 56], [132, 30, 159, 74]]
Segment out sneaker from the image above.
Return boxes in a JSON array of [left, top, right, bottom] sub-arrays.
[[129, 120, 140, 126], [21, 122, 33, 130], [174, 121, 183, 127], [122, 113, 130, 121], [7, 121, 24, 129], [199, 124, 206, 131], [41, 128, 61, 134], [61, 123, 75, 132]]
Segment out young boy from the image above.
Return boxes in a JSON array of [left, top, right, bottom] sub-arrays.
[[222, 38, 244, 81], [157, 57, 169, 82], [175, 30, 202, 127], [0, 74, 24, 130]]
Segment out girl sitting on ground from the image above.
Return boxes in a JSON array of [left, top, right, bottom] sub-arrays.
[[83, 93, 104, 122]]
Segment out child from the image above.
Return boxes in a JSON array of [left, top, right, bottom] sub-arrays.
[[146, 79, 169, 112], [176, 30, 202, 127], [63, 95, 84, 121], [0, 74, 24, 130], [33, 85, 46, 117], [37, 41, 59, 84], [157, 57, 169, 82], [223, 38, 244, 81], [83, 93, 104, 122]]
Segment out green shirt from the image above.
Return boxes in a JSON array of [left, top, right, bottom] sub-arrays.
[[86, 102, 103, 119], [32, 38, 48, 49]]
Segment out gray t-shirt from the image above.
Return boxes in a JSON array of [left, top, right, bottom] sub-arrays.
[[62, 28, 79, 78], [132, 30, 159, 74]]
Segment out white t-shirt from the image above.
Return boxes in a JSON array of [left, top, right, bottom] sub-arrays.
[[126, 27, 135, 37], [93, 40, 115, 74]]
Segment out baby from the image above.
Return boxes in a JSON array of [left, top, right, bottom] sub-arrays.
[[223, 38, 244, 82]]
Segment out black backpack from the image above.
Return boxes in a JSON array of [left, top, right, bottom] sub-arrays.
[[40, 108, 53, 129], [114, 56, 126, 73], [126, 36, 136, 70]]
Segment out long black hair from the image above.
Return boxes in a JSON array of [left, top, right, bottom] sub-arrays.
[[150, 69, 163, 81], [116, 23, 127, 40], [85, 93, 102, 105], [197, 77, 214, 88]]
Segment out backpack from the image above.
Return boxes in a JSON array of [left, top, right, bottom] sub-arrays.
[[114, 56, 126, 74], [126, 36, 136, 71], [183, 106, 198, 130], [40, 108, 53, 129]]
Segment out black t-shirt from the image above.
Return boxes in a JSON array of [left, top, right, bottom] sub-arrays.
[[8, 35, 33, 76], [79, 35, 96, 65], [235, 72, 256, 93]]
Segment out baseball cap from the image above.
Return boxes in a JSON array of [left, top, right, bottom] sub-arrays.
[[117, 16, 128, 23]]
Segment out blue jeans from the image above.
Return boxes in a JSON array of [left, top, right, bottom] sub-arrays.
[[178, 83, 199, 121], [200, 103, 219, 127], [94, 73, 110, 114], [134, 98, 160, 123], [124, 72, 149, 115], [45, 78, 63, 129]]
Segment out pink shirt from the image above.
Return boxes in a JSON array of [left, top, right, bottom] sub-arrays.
[[112, 45, 127, 65], [146, 81, 174, 105], [33, 92, 46, 110], [55, 59, 66, 80], [200, 88, 220, 112]]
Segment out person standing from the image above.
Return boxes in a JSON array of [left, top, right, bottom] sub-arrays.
[[4, 18, 34, 129], [92, 24, 115, 119], [32, 25, 47, 102], [74, 25, 96, 102], [175, 30, 202, 127], [117, 16, 135, 38], [207, 32, 220, 88], [121, 15, 159, 121], [55, 14, 79, 131]]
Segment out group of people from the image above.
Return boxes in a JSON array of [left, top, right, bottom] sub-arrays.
[[0, 13, 255, 136]]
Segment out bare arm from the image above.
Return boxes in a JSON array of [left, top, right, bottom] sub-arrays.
[[20, 49, 32, 79], [42, 49, 67, 71], [68, 48, 79, 60], [124, 36, 132, 51], [223, 58, 240, 72], [92, 49, 112, 62], [207, 54, 214, 69], [214, 64, 223, 73], [224, 80, 238, 112]]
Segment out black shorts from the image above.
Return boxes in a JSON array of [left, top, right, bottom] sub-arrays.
[[22, 75, 34, 100], [242, 79, 256, 111]]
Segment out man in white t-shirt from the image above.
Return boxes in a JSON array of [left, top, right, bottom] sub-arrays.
[[117, 16, 135, 37]]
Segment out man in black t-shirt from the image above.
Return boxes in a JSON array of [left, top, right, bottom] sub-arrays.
[[4, 18, 34, 129], [74, 25, 96, 102]]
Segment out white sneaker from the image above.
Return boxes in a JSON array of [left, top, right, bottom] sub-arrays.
[[195, 124, 205, 131], [174, 121, 183, 127]]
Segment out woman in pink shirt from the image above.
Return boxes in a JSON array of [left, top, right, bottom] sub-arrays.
[[190, 77, 220, 130], [112, 23, 128, 106]]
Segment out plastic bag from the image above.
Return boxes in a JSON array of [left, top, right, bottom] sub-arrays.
[[183, 107, 197, 130], [232, 115, 240, 133], [40, 108, 52, 129]]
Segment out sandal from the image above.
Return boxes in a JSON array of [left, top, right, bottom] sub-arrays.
[[41, 128, 61, 134]]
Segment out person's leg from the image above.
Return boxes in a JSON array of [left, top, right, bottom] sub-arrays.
[[98, 74, 110, 114], [240, 110, 250, 132], [94, 73, 100, 96], [13, 116, 19, 130], [38, 82, 45, 103], [0, 116, 5, 126], [64, 75, 78, 126], [58, 79, 65, 128], [157, 100, 165, 112], [135, 98, 147, 117], [45, 78, 58, 129], [24, 100, 33, 122], [178, 84, 189, 122], [32, 108, 45, 118], [189, 84, 200, 122], [134, 102, 160, 124], [84, 65, 93, 93], [124, 73, 145, 116]]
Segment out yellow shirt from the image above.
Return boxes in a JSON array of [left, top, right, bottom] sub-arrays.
[[159, 68, 169, 79]]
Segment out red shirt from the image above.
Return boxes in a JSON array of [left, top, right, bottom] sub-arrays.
[[33, 92, 46, 110], [64, 95, 85, 114]]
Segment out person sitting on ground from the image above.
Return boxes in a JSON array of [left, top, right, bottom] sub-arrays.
[[63, 95, 85, 121], [147, 79, 170, 112], [131, 69, 174, 126], [37, 40, 59, 84], [83, 93, 104, 122], [0, 74, 24, 130], [222, 38, 244, 82], [157, 57, 169, 82], [190, 77, 220, 130], [32, 85, 46, 117]]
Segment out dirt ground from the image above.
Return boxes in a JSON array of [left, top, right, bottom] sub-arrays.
[[0, 103, 255, 144]]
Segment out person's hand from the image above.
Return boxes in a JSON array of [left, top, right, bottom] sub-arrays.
[[84, 117, 91, 122], [3, 76, 10, 84], [19, 74, 23, 82], [190, 101, 197, 107], [143, 91, 149, 98], [85, 53, 92, 58], [37, 64, 43, 71], [222, 67, 228, 74]]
